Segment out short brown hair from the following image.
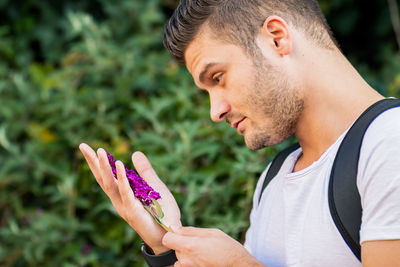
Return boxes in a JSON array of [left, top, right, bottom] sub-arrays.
[[163, 0, 337, 65]]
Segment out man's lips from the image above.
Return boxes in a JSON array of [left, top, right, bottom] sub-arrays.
[[232, 118, 245, 129]]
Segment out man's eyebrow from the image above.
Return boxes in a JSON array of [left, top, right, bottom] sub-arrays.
[[199, 62, 218, 85]]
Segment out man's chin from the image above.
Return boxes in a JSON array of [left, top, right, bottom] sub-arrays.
[[244, 132, 290, 150], [244, 135, 269, 151]]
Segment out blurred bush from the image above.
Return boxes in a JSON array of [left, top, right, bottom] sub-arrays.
[[0, 0, 399, 266]]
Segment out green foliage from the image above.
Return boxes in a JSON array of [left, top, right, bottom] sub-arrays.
[[0, 1, 269, 265], [0, 0, 399, 266]]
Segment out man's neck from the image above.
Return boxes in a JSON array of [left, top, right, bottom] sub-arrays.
[[292, 48, 383, 172]]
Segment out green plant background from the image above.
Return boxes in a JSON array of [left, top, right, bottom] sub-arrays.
[[0, 0, 399, 266]]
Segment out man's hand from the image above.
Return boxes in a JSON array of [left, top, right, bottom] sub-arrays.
[[79, 143, 181, 255], [162, 226, 265, 267]]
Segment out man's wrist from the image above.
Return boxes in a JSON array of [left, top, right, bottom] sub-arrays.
[[151, 245, 172, 255]]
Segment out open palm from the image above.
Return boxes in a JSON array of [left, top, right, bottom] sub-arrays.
[[79, 143, 181, 254]]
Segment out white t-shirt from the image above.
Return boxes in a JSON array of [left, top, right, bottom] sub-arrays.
[[244, 107, 400, 267]]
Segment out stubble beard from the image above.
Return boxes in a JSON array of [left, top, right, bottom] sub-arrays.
[[244, 60, 304, 150]]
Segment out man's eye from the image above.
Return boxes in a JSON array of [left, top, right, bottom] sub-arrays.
[[212, 73, 223, 83]]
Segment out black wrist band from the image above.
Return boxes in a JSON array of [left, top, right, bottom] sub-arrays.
[[141, 241, 177, 267]]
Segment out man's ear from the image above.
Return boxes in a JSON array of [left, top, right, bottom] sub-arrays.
[[260, 16, 293, 56]]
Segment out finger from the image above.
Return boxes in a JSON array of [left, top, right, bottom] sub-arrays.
[[162, 232, 196, 252], [132, 151, 163, 186], [97, 148, 121, 200], [172, 226, 219, 237], [115, 160, 144, 211], [174, 261, 182, 267], [79, 143, 105, 189]]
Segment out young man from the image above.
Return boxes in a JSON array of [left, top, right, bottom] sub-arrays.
[[80, 0, 400, 266]]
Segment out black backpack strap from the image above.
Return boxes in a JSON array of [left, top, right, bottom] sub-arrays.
[[328, 98, 400, 261], [258, 142, 300, 204]]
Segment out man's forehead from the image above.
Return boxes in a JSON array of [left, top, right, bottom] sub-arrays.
[[187, 42, 237, 81], [184, 28, 212, 74]]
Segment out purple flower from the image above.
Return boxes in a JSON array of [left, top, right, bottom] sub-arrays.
[[106, 151, 161, 206]]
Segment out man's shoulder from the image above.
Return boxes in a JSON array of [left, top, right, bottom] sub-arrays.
[[363, 106, 400, 141], [357, 106, 400, 182]]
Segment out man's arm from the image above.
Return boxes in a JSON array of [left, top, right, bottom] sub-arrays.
[[357, 109, 400, 266], [362, 240, 400, 266]]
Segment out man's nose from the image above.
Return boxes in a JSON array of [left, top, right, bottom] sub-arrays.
[[209, 92, 230, 122]]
